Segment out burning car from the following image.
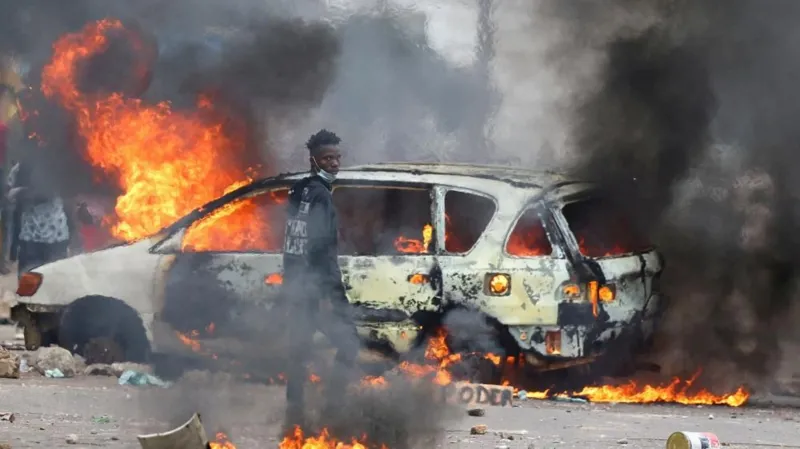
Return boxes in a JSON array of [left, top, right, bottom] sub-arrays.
[[10, 163, 663, 372]]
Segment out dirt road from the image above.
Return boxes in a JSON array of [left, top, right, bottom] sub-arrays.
[[1, 373, 799, 449]]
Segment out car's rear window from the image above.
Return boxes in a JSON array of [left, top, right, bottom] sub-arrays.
[[562, 197, 652, 258], [506, 208, 553, 257], [444, 191, 496, 253]]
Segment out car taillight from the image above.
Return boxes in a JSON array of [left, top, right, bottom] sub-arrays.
[[485, 273, 510, 296], [559, 281, 616, 304], [17, 272, 43, 296]]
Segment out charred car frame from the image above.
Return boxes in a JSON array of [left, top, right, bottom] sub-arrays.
[[11, 163, 664, 371]]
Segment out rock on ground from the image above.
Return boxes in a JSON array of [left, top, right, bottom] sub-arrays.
[[33, 346, 80, 378], [0, 346, 19, 378]]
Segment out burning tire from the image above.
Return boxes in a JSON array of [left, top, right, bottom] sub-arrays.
[[438, 308, 520, 384], [58, 295, 150, 364]]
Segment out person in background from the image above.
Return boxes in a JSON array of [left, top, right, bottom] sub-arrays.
[[280, 129, 360, 432], [0, 84, 17, 275], [7, 158, 73, 275]]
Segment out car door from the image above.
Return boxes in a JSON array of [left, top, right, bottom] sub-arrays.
[[332, 182, 441, 321], [154, 184, 289, 343]]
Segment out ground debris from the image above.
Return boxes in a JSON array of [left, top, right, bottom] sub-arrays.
[[33, 347, 79, 378], [470, 424, 488, 435], [0, 347, 19, 379], [0, 442, 10, 449], [467, 408, 485, 417], [85, 364, 116, 376], [0, 412, 14, 423], [66, 434, 78, 444], [111, 362, 151, 377]]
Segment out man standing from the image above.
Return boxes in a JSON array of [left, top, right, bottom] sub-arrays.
[[281, 129, 360, 431]]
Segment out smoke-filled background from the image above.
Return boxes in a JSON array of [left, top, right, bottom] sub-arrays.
[[3, 0, 800, 437], [536, 0, 800, 390]]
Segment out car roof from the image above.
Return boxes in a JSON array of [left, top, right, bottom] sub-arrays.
[[160, 162, 589, 236], [341, 162, 576, 189]]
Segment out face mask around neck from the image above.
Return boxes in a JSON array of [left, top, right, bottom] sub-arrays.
[[312, 157, 337, 183]]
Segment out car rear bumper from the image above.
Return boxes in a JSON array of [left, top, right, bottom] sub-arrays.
[[507, 293, 665, 362]]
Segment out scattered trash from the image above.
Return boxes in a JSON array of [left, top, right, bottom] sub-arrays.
[[666, 431, 721, 449], [66, 434, 79, 445], [0, 412, 15, 423], [550, 396, 588, 404], [1, 341, 24, 351], [18, 358, 28, 373], [137, 413, 209, 449], [0, 442, 11, 449], [119, 370, 171, 388], [617, 438, 629, 445], [0, 347, 19, 379], [495, 444, 509, 449], [467, 408, 485, 417], [92, 415, 112, 424], [45, 368, 65, 378], [470, 425, 488, 435], [490, 430, 528, 436], [517, 390, 527, 400]]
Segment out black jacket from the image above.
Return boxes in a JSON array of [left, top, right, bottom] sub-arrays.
[[282, 175, 346, 303]]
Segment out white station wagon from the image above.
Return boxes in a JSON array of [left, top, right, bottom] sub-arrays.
[[11, 163, 664, 372]]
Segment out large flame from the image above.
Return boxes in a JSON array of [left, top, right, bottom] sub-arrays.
[[41, 19, 259, 246], [279, 426, 388, 449]]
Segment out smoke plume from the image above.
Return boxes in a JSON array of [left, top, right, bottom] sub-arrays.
[[542, 0, 800, 389]]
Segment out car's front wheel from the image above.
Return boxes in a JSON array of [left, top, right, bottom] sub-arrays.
[[58, 295, 151, 364]]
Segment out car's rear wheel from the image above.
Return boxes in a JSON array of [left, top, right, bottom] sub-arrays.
[[434, 308, 519, 384], [58, 295, 150, 364]]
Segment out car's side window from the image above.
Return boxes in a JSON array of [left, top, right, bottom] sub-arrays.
[[561, 197, 652, 258], [181, 187, 289, 253], [506, 206, 553, 257], [333, 184, 433, 256], [443, 190, 496, 254]]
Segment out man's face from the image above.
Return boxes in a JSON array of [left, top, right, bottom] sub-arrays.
[[312, 145, 342, 175]]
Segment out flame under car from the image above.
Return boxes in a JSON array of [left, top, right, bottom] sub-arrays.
[[11, 163, 664, 373]]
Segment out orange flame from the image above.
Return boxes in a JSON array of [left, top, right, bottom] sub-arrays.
[[175, 328, 218, 360], [265, 272, 284, 285], [394, 224, 433, 253], [361, 329, 749, 408], [209, 432, 236, 449], [279, 426, 388, 449], [41, 19, 259, 247], [574, 375, 749, 407]]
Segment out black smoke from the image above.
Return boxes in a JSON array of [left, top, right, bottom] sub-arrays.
[[544, 0, 800, 387]]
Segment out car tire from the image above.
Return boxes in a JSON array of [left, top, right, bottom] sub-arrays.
[[438, 309, 519, 384], [58, 295, 151, 364]]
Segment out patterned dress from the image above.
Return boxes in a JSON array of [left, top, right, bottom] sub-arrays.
[[7, 162, 70, 244]]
